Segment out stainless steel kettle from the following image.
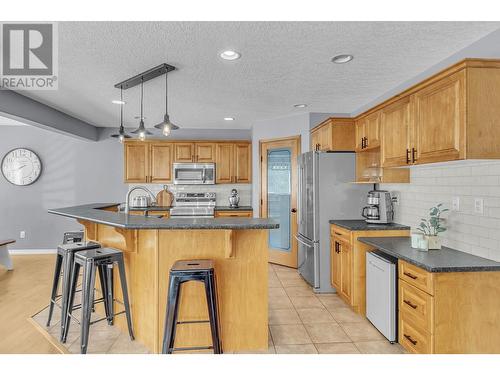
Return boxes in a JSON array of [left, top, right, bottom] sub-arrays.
[[228, 189, 240, 208]]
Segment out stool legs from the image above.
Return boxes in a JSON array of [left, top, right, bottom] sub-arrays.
[[97, 264, 111, 325], [205, 272, 222, 354], [106, 264, 114, 325], [47, 253, 63, 327], [62, 262, 80, 343], [162, 275, 182, 354], [80, 259, 96, 354], [117, 256, 134, 340]]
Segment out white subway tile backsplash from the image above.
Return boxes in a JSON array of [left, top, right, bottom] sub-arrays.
[[380, 160, 500, 261]]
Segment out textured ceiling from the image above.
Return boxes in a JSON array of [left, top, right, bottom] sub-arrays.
[[19, 22, 500, 130], [0, 115, 26, 126]]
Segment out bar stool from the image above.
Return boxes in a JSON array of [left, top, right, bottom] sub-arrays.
[[162, 259, 222, 354], [63, 231, 84, 244], [63, 247, 134, 354], [46, 240, 101, 340]]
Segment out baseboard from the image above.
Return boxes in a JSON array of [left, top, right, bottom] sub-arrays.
[[9, 249, 57, 255]]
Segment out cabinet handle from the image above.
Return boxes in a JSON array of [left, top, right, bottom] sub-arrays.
[[404, 299, 418, 309], [364, 137, 368, 148], [406, 149, 411, 164], [412, 147, 417, 163], [403, 334, 418, 346], [361, 138, 364, 149], [403, 271, 418, 280], [334, 232, 343, 236]]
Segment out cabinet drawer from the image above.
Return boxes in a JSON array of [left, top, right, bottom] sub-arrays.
[[399, 260, 434, 295], [400, 315, 433, 354], [330, 225, 351, 244], [399, 280, 434, 334], [215, 211, 253, 218]]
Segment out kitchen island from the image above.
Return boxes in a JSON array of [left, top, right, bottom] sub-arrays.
[[48, 203, 278, 353]]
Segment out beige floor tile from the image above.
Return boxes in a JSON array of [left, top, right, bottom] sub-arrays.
[[275, 344, 318, 354], [328, 307, 365, 323], [355, 341, 404, 354], [269, 309, 301, 325], [270, 324, 312, 345], [316, 343, 360, 354], [269, 287, 288, 298], [341, 322, 385, 342], [269, 295, 294, 310], [68, 327, 121, 354], [289, 295, 323, 309], [269, 278, 283, 288], [284, 286, 315, 297], [317, 294, 348, 309], [276, 272, 303, 281], [296, 308, 335, 324], [280, 277, 309, 287], [304, 323, 351, 344]]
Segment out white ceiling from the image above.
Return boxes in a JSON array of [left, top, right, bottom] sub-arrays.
[[0, 115, 27, 126], [19, 22, 500, 130]]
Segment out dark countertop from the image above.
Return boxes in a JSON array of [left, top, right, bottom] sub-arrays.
[[358, 236, 500, 273], [48, 203, 277, 230], [329, 220, 410, 231]]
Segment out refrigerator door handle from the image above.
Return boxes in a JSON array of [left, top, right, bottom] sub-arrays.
[[295, 234, 313, 248], [313, 242, 320, 289]]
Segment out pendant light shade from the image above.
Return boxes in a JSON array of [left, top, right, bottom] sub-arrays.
[[111, 87, 131, 143], [131, 79, 152, 141], [154, 71, 179, 136]]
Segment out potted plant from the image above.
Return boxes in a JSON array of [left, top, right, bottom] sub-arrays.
[[416, 204, 449, 250]]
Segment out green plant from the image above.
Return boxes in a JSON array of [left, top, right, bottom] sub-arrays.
[[417, 204, 449, 236]]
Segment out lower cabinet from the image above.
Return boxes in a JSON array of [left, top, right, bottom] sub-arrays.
[[215, 211, 252, 218]]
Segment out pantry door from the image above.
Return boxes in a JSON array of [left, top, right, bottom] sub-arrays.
[[260, 136, 300, 268]]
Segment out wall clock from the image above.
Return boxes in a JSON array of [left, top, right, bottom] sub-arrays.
[[1, 148, 42, 186]]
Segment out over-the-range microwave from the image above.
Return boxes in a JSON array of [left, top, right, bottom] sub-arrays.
[[172, 163, 215, 185]]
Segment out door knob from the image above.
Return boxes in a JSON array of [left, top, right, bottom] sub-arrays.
[[291, 208, 297, 213]]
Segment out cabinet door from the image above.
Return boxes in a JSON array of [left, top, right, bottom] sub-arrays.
[[331, 238, 342, 289], [311, 129, 321, 151], [150, 143, 173, 183], [414, 70, 466, 164], [319, 124, 332, 151], [381, 97, 412, 167], [340, 241, 352, 302], [215, 143, 234, 183], [215, 211, 253, 218], [174, 143, 195, 162], [365, 111, 381, 148], [355, 119, 365, 151], [331, 120, 355, 151], [124, 143, 148, 183], [195, 143, 215, 162], [234, 143, 252, 183]]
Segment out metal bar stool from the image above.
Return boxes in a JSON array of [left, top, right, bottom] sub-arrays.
[[63, 231, 85, 244], [63, 247, 134, 354], [162, 259, 222, 354], [46, 240, 101, 340]]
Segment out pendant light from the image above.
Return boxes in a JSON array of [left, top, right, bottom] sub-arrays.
[[154, 71, 179, 136], [110, 87, 131, 143], [131, 78, 152, 141]]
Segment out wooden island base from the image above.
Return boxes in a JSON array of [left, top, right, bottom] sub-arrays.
[[78, 220, 269, 353]]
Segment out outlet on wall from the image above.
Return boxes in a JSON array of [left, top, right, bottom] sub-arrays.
[[19, 231, 26, 239], [452, 197, 460, 211], [474, 198, 484, 215]]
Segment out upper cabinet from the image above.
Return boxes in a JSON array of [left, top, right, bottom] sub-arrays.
[[310, 118, 355, 152], [124, 142, 173, 183], [195, 143, 216, 162], [356, 112, 380, 151], [124, 143, 149, 182], [150, 143, 173, 183], [173, 142, 216, 163], [215, 142, 252, 184], [380, 96, 412, 167]]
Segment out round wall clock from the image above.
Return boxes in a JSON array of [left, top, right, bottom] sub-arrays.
[[1, 148, 42, 186]]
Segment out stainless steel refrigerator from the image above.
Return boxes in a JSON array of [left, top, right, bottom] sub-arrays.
[[296, 151, 370, 293]]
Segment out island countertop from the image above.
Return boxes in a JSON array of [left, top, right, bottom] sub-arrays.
[[48, 203, 278, 230], [358, 236, 500, 273]]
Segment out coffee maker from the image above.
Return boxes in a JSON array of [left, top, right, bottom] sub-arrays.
[[362, 190, 394, 224]]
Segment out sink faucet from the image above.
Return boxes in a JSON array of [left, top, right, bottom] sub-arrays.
[[124, 186, 157, 214]]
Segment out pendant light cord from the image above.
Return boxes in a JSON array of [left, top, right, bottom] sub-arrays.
[[165, 72, 168, 115], [140, 78, 144, 122], [120, 87, 124, 128]]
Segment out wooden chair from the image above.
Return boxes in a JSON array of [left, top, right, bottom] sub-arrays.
[[0, 239, 15, 270]]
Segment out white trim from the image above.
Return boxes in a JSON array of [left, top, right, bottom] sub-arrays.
[[9, 249, 56, 255]]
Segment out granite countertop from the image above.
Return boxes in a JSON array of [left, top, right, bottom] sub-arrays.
[[329, 220, 410, 231], [358, 236, 500, 273], [48, 203, 277, 230]]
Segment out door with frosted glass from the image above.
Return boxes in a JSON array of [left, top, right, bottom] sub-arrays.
[[260, 137, 300, 268]]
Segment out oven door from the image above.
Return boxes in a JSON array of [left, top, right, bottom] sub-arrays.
[[173, 163, 215, 185]]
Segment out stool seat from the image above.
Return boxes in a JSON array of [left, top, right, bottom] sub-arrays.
[[58, 241, 100, 254], [171, 259, 214, 272], [74, 247, 122, 261]]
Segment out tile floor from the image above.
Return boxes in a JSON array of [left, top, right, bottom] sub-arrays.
[[31, 263, 404, 354]]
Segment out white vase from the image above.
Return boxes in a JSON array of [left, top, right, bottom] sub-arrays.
[[425, 235, 441, 250]]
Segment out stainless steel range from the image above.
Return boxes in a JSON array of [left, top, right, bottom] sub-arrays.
[[170, 192, 216, 218]]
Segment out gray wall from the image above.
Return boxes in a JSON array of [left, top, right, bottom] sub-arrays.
[[0, 126, 127, 250]]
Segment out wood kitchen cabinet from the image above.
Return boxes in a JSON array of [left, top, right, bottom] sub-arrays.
[[215, 142, 252, 184], [380, 96, 412, 167], [356, 111, 380, 151], [310, 118, 355, 152], [174, 142, 216, 163], [215, 210, 253, 218], [124, 142, 173, 183]]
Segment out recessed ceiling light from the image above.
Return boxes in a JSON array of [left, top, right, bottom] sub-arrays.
[[331, 54, 354, 64], [220, 50, 241, 61], [224, 117, 235, 121], [294, 104, 308, 108], [112, 100, 126, 105]]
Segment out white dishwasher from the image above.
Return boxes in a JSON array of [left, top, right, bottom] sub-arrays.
[[366, 250, 397, 343]]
